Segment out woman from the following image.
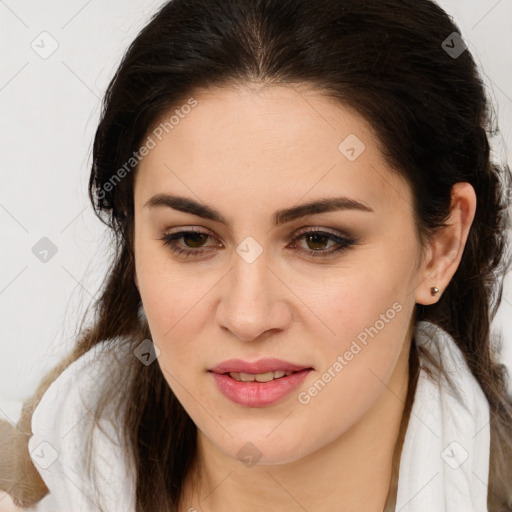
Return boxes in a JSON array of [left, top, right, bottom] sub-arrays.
[[1, 0, 511, 510]]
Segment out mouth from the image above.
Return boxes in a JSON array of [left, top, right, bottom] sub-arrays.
[[209, 366, 313, 407], [216, 369, 308, 383], [208, 358, 314, 406]]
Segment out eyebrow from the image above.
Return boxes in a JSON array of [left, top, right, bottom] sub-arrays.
[[143, 193, 374, 226]]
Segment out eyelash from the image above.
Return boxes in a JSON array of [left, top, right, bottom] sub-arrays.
[[158, 227, 355, 259]]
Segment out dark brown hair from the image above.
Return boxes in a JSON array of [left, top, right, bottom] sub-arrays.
[[2, 0, 511, 510]]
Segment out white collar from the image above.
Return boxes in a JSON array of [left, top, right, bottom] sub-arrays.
[[396, 320, 490, 511]]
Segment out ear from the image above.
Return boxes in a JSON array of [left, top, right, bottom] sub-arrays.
[[415, 182, 476, 305], [134, 270, 139, 291]]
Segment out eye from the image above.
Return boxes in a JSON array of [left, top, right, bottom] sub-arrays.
[[159, 228, 219, 258], [158, 227, 355, 259], [287, 227, 355, 258]]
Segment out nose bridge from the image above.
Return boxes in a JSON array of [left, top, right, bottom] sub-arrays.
[[229, 243, 272, 308], [217, 241, 289, 340]]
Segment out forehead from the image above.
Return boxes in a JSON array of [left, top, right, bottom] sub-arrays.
[[134, 84, 414, 219]]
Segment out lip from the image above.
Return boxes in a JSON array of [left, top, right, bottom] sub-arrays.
[[210, 368, 312, 407], [209, 358, 313, 374]]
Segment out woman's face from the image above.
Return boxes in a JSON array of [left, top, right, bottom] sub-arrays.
[[133, 84, 425, 465]]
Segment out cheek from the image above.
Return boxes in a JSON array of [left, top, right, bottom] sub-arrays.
[[135, 235, 214, 335], [299, 261, 409, 349], [297, 283, 409, 433], [143, 275, 212, 404], [297, 256, 412, 404], [135, 257, 214, 386], [141, 278, 213, 370]]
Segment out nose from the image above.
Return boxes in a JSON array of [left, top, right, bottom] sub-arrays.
[[215, 251, 292, 342]]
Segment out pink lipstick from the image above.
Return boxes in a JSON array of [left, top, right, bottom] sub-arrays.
[[209, 358, 313, 407]]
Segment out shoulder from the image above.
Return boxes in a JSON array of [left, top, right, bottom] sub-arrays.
[[27, 337, 137, 512]]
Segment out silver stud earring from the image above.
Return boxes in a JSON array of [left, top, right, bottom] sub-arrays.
[[431, 286, 440, 296]]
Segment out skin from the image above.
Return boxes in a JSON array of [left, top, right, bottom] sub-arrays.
[[132, 83, 476, 512]]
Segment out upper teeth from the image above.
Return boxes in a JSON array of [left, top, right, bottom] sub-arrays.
[[229, 370, 294, 382]]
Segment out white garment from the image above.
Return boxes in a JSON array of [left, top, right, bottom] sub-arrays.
[[395, 321, 490, 511], [26, 339, 137, 512], [26, 320, 490, 511]]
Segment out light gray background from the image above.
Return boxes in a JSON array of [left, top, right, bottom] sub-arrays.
[[1, 0, 512, 425]]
